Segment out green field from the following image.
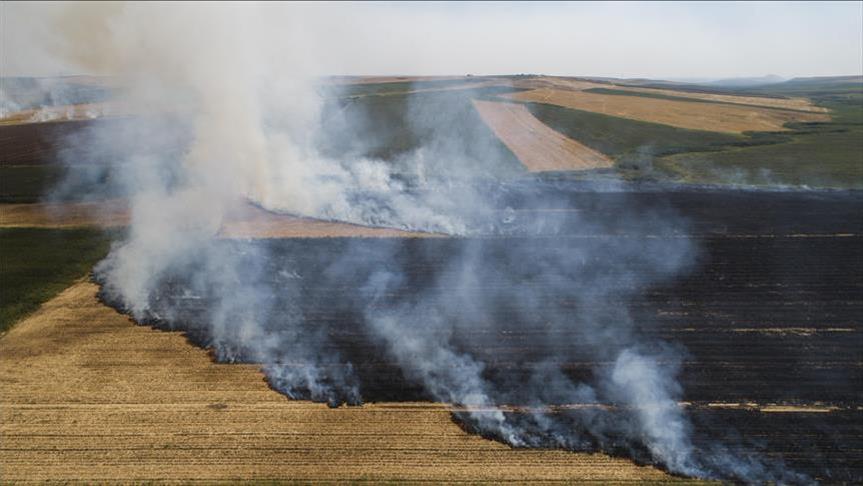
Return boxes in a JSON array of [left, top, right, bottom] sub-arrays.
[[0, 164, 124, 203], [327, 77, 488, 98], [512, 79, 863, 188], [0, 165, 65, 203], [521, 102, 771, 171], [649, 83, 863, 188], [0, 228, 114, 333], [655, 129, 863, 187]]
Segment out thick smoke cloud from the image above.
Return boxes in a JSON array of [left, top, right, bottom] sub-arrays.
[[7, 3, 806, 482]]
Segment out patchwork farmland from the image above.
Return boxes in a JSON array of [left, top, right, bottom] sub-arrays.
[[502, 86, 830, 133], [1, 72, 861, 483]]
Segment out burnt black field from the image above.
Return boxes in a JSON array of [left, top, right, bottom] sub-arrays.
[[97, 183, 863, 482]]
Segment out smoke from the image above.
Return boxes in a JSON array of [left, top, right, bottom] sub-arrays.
[[7, 3, 806, 482]]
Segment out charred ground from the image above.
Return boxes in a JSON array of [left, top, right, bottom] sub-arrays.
[[97, 184, 863, 482]]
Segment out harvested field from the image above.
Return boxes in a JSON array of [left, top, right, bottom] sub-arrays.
[[0, 280, 673, 483], [503, 88, 830, 133], [509, 77, 826, 113], [472, 99, 613, 171], [0, 200, 129, 228], [0, 200, 434, 238], [219, 203, 436, 238], [328, 75, 474, 85], [0, 102, 126, 126], [612, 85, 828, 113]]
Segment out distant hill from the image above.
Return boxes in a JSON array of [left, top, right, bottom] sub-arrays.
[[703, 74, 785, 88], [772, 75, 863, 89], [745, 75, 863, 95], [784, 75, 863, 84]]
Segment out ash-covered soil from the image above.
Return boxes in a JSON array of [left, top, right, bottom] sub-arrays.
[[99, 184, 863, 482]]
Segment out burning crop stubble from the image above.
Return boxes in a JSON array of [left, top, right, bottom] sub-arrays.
[[9, 2, 844, 483]]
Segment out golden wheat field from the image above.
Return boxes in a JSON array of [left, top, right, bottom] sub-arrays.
[[0, 201, 434, 238], [0, 280, 681, 483], [509, 77, 827, 113], [472, 99, 614, 172], [502, 87, 830, 133]]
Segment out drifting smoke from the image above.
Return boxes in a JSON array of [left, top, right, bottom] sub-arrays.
[[7, 3, 806, 482]]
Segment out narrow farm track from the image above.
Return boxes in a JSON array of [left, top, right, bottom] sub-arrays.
[[0, 281, 675, 483]]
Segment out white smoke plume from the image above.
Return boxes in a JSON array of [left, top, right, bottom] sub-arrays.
[[3, 2, 806, 482]]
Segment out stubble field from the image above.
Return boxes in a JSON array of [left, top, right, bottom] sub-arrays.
[[502, 87, 830, 133], [0, 280, 675, 483]]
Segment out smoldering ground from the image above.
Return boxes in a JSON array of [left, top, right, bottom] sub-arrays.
[[95, 175, 834, 484]]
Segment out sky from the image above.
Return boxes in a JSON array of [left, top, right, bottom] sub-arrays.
[[2, 1, 862, 79]]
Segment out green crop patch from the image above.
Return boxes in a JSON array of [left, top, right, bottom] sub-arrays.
[[521, 102, 770, 167], [317, 87, 526, 178], [327, 78, 490, 98], [0, 166, 65, 203], [0, 227, 116, 333], [0, 164, 123, 203], [654, 127, 863, 188], [651, 87, 863, 188]]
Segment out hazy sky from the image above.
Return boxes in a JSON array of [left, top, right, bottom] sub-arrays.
[[3, 1, 862, 79]]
